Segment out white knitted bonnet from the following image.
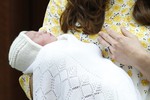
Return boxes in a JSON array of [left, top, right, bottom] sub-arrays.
[[8, 31, 42, 72]]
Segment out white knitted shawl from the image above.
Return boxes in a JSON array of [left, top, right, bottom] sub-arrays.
[[25, 34, 141, 100]]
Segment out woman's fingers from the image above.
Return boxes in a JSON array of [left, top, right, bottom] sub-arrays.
[[98, 32, 117, 46], [121, 27, 134, 38], [98, 36, 110, 47], [108, 46, 115, 58], [98, 32, 117, 56], [106, 27, 135, 39], [106, 28, 123, 40]]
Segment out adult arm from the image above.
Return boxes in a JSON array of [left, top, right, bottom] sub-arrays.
[[98, 27, 150, 81]]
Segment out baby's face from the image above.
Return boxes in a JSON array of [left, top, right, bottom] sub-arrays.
[[26, 31, 57, 46]]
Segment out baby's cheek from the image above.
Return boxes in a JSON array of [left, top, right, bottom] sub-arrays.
[[43, 34, 56, 44], [33, 37, 45, 46], [43, 38, 53, 45]]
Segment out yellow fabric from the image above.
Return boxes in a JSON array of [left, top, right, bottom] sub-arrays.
[[19, 74, 32, 100], [20, 0, 150, 99]]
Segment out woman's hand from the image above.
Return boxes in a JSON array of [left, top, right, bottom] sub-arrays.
[[98, 27, 146, 67]]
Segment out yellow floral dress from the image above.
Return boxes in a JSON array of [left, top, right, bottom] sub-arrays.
[[19, 0, 150, 99]]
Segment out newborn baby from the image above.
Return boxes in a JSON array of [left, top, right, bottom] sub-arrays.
[[9, 31, 141, 100]]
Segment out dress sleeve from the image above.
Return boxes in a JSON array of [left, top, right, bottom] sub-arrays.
[[39, 0, 67, 37]]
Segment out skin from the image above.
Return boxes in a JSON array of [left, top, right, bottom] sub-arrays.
[[25, 31, 57, 97], [98, 27, 150, 81], [26, 31, 57, 46]]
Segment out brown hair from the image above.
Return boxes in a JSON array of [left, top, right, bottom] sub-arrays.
[[133, 0, 150, 25], [60, 0, 150, 34], [60, 0, 107, 34]]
